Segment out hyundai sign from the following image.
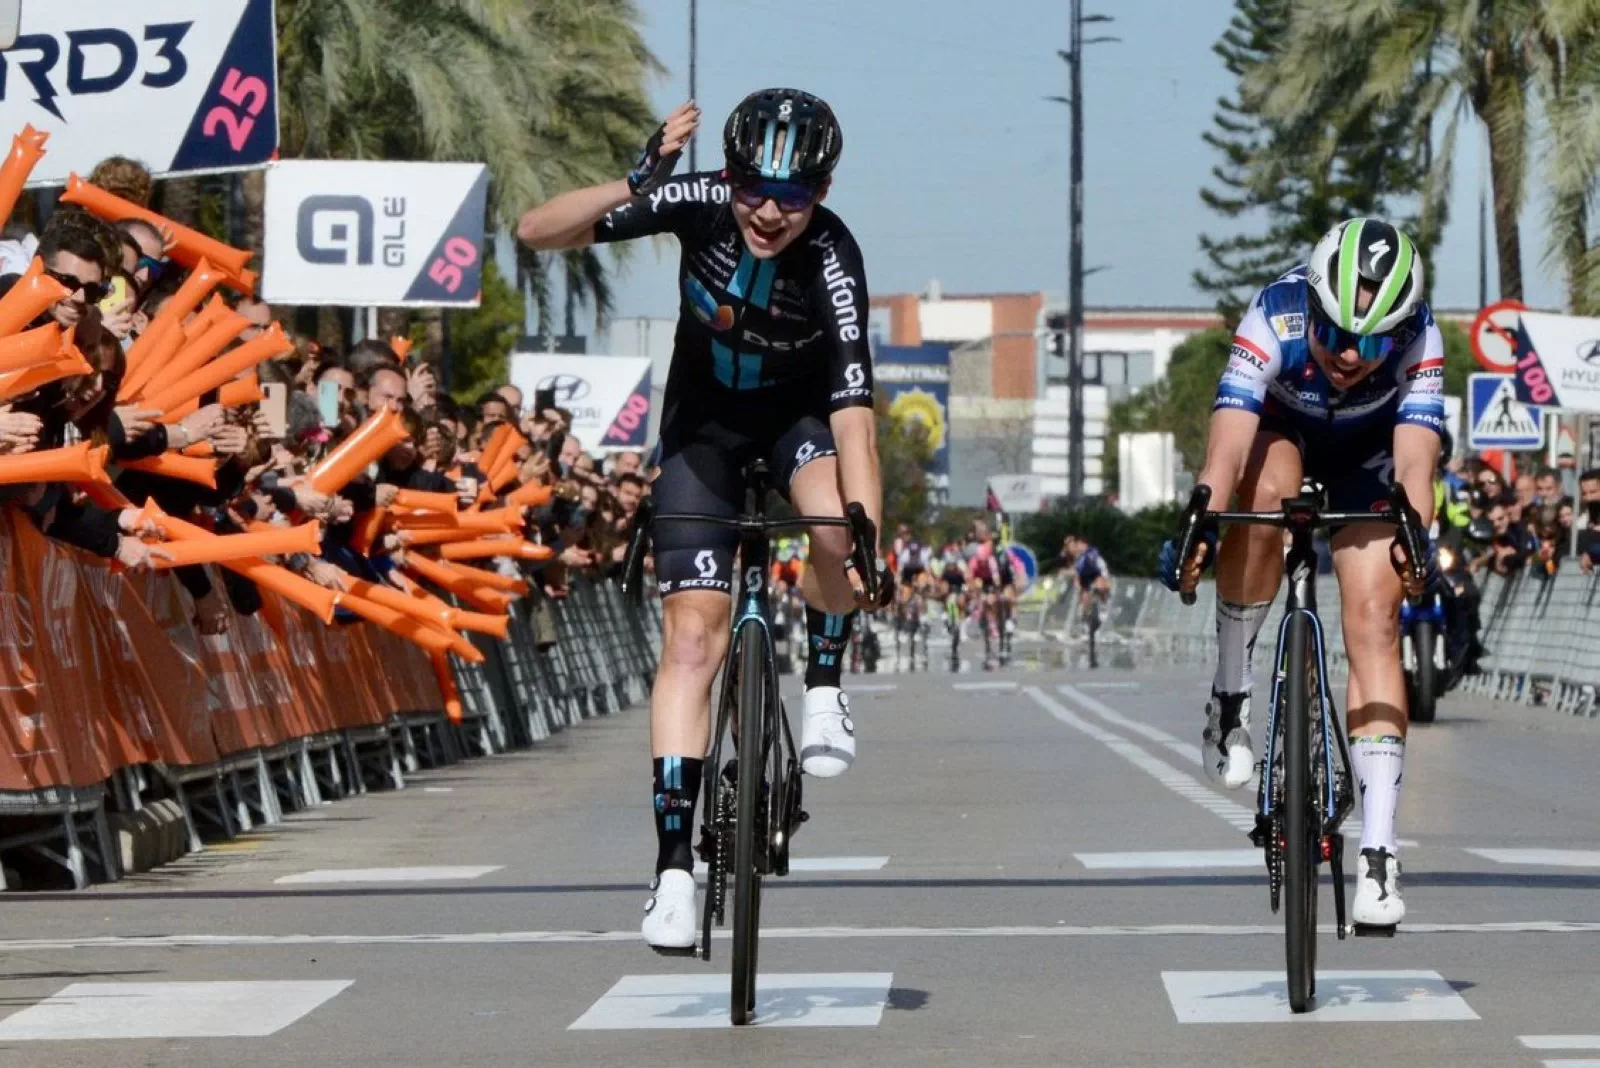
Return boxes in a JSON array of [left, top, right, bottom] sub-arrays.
[[262, 159, 488, 307], [508, 353, 653, 449], [0, 0, 279, 184]]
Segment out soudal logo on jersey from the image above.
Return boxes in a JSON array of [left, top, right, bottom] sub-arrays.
[[1229, 340, 1268, 370], [1406, 358, 1445, 380]]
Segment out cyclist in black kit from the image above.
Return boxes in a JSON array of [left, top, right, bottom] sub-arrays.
[[517, 91, 887, 952]]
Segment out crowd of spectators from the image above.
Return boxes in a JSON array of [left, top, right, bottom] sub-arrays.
[[1439, 452, 1600, 580], [0, 153, 649, 640]]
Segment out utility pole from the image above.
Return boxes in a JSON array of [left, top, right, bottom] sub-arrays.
[[1051, 1, 1116, 502], [688, 0, 699, 172]]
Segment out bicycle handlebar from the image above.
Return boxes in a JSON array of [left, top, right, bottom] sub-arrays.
[[1172, 482, 1430, 606], [619, 497, 881, 604]]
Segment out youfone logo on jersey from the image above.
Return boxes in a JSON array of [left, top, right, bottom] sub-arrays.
[[535, 373, 590, 403], [265, 159, 488, 307], [0, 0, 279, 183], [648, 174, 731, 214], [808, 231, 862, 343]]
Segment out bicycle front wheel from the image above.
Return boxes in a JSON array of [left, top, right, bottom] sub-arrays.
[[730, 617, 768, 1025], [1281, 610, 1318, 1012]]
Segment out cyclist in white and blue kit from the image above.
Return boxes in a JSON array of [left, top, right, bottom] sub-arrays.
[[1162, 218, 1443, 931]]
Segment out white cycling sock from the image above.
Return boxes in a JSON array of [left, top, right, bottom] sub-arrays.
[[1213, 599, 1271, 696], [1350, 735, 1405, 853]]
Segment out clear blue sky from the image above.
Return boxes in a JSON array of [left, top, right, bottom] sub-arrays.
[[603, 0, 1559, 323]]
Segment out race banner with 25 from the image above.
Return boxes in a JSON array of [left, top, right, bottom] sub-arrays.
[[0, 0, 279, 184], [262, 159, 489, 308]]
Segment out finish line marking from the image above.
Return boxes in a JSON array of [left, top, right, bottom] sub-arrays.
[[3, 921, 1597, 952]]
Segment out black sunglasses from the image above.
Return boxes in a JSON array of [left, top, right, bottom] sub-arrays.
[[45, 268, 109, 304]]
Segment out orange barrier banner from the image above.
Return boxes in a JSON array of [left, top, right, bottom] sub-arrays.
[[0, 509, 444, 789]]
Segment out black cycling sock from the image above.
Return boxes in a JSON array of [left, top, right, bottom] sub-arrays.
[[652, 756, 703, 874], [804, 606, 855, 689]]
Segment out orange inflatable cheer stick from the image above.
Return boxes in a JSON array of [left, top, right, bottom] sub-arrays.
[[152, 520, 322, 569], [390, 336, 414, 361], [333, 589, 479, 662], [0, 441, 110, 485], [395, 527, 493, 548], [349, 508, 389, 555], [72, 479, 133, 511], [61, 176, 257, 292], [439, 538, 554, 563], [0, 323, 62, 373], [219, 372, 262, 408], [141, 507, 339, 624], [180, 441, 216, 459], [505, 480, 554, 509], [340, 576, 454, 631], [305, 406, 408, 494], [0, 346, 93, 402], [134, 311, 250, 400], [429, 650, 465, 724], [399, 550, 503, 609], [182, 294, 233, 341], [143, 323, 292, 413], [452, 609, 510, 640], [124, 259, 227, 379], [118, 322, 187, 400], [438, 559, 530, 596], [118, 452, 218, 489], [0, 125, 48, 230], [477, 423, 514, 475], [487, 454, 522, 494], [0, 259, 71, 337], [393, 508, 522, 535], [391, 488, 458, 513]]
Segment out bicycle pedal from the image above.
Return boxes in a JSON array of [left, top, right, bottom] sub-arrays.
[[648, 943, 699, 958], [1350, 923, 1397, 938]]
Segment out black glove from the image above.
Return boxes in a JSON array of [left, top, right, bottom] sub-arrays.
[[627, 124, 681, 196]]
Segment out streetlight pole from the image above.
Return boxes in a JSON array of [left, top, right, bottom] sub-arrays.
[[1053, 1, 1116, 503], [688, 0, 699, 172]]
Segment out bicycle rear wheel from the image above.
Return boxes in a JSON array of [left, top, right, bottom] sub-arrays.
[[1282, 610, 1318, 1012], [730, 618, 768, 1025]]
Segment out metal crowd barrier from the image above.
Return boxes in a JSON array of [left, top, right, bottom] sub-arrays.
[[1040, 569, 1598, 717], [0, 577, 661, 891]]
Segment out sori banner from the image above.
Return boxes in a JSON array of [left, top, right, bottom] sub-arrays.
[[507, 353, 653, 450], [262, 159, 488, 307], [0, 0, 279, 184], [875, 343, 951, 502]]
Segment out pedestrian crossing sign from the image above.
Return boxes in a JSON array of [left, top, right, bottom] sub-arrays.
[[1468, 374, 1544, 449]]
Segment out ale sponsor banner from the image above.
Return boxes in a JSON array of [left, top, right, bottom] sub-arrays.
[[0, 0, 279, 184], [508, 353, 653, 449], [262, 159, 488, 307]]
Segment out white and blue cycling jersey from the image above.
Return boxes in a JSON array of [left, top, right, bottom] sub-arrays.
[[1214, 267, 1445, 439], [1074, 547, 1108, 588]]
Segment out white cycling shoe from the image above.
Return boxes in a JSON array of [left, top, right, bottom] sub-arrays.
[[641, 868, 697, 952], [1203, 690, 1255, 790], [801, 686, 855, 778], [1352, 848, 1406, 928]]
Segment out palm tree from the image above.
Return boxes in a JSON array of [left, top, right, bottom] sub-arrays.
[[1253, 0, 1562, 304], [274, 0, 659, 332], [1537, 3, 1600, 313]]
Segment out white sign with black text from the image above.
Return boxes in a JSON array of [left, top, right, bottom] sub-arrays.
[[262, 159, 487, 307], [507, 354, 654, 450]]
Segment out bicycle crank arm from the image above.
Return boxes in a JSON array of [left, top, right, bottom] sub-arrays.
[[1330, 834, 1348, 941]]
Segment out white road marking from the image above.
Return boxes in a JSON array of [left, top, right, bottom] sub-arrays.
[[273, 866, 502, 885], [0, 980, 352, 1040], [693, 856, 889, 878], [850, 684, 899, 693], [1025, 686, 1257, 833], [1075, 681, 1140, 690], [2, 921, 1596, 952], [423, 787, 454, 794], [1521, 1037, 1600, 1049], [1055, 685, 1418, 848], [569, 972, 893, 1030], [1467, 849, 1600, 868], [1162, 970, 1478, 1023], [952, 681, 1017, 692], [1074, 850, 1263, 870], [1538, 1061, 1600, 1067]]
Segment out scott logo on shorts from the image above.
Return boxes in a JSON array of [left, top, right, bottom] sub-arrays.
[[795, 440, 817, 466], [694, 550, 717, 579]]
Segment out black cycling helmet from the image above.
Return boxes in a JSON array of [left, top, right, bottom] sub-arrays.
[[723, 88, 842, 183]]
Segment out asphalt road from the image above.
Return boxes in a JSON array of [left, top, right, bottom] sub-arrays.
[[3, 644, 1598, 1067]]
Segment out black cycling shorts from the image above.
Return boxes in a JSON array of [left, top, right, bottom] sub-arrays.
[[1259, 410, 1395, 516], [653, 390, 836, 597]]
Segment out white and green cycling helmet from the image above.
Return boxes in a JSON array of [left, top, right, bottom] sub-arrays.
[[1306, 217, 1425, 361]]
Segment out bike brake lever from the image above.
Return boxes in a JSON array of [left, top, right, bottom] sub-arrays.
[[844, 502, 877, 603], [1177, 485, 1213, 607], [619, 496, 655, 603]]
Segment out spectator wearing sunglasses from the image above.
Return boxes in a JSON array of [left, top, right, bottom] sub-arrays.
[[33, 210, 111, 332], [116, 218, 170, 291]]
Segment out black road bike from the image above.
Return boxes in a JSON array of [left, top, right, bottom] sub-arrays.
[[622, 462, 879, 1026], [1171, 483, 1430, 1014]]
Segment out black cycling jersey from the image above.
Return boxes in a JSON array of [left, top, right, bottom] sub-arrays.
[[594, 173, 875, 596], [593, 173, 874, 412]]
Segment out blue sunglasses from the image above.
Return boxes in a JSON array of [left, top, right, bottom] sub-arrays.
[[731, 178, 819, 212], [1309, 305, 1399, 363]]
